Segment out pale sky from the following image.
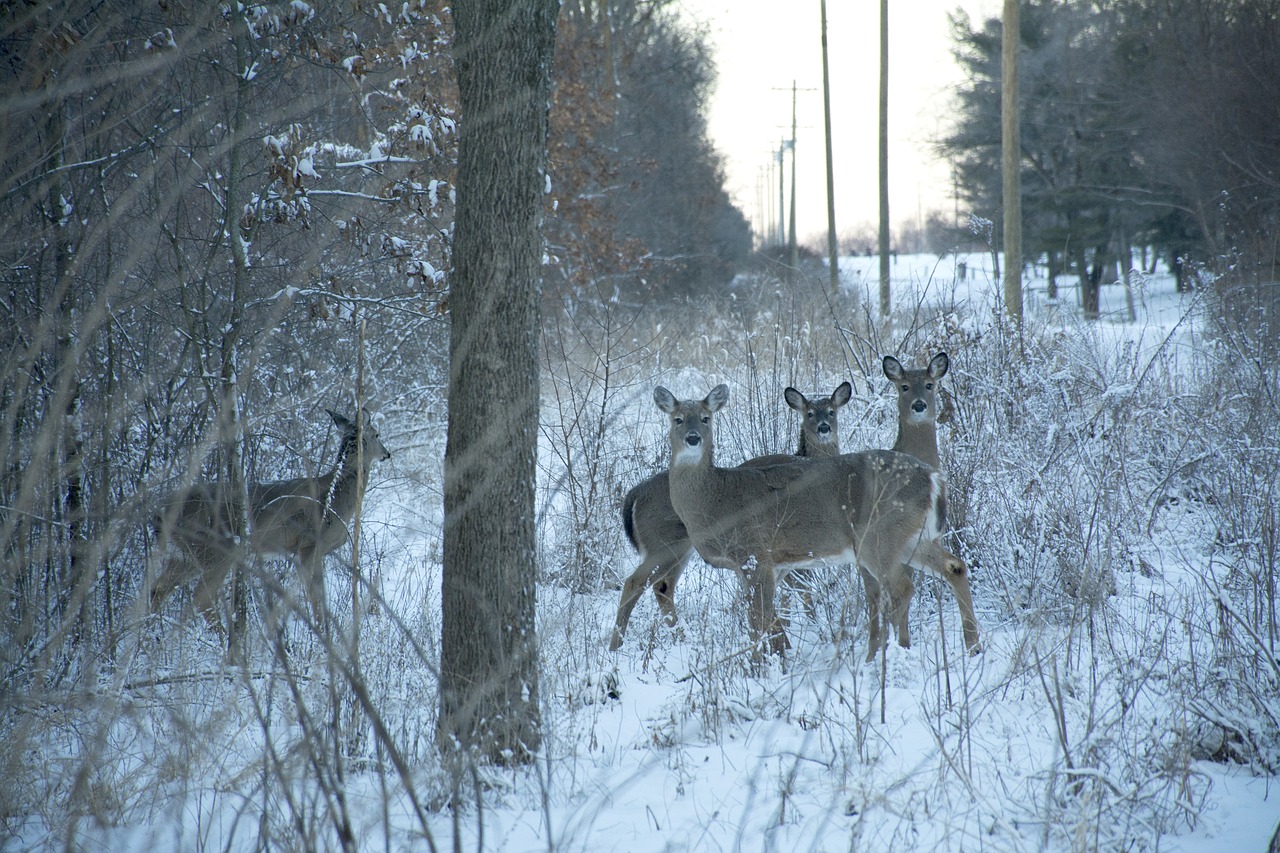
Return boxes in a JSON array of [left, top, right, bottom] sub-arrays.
[[677, 0, 1001, 247]]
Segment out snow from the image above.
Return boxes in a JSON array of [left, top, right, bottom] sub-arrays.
[[11, 254, 1280, 853]]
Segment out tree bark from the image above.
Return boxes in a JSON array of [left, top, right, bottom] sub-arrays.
[[441, 0, 556, 764]]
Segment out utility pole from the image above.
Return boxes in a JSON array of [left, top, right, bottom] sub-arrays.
[[777, 141, 786, 248], [1002, 0, 1023, 328], [772, 82, 815, 279], [878, 0, 891, 317], [820, 0, 840, 296], [789, 80, 799, 277]]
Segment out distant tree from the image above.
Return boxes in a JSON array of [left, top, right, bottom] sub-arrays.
[[440, 0, 557, 765], [944, 0, 1280, 320], [1118, 0, 1280, 280], [547, 0, 750, 301], [1, 0, 457, 697], [942, 1, 1154, 318]]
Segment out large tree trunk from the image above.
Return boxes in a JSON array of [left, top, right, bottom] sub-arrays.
[[441, 0, 556, 765]]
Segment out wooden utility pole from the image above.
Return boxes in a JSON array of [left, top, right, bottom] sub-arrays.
[[820, 0, 840, 296], [788, 80, 799, 276], [878, 0, 891, 317], [777, 141, 786, 247], [1002, 0, 1023, 326]]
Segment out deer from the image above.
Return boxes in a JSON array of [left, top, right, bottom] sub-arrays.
[[608, 382, 852, 651], [862, 352, 976, 655], [654, 383, 980, 661], [150, 408, 391, 632]]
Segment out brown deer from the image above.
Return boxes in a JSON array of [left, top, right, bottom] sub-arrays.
[[655, 384, 980, 660], [151, 408, 391, 631], [609, 383, 851, 650], [863, 352, 977, 655]]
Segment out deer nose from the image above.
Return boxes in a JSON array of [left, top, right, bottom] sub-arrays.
[[912, 399, 927, 414], [684, 432, 701, 447], [817, 422, 831, 434]]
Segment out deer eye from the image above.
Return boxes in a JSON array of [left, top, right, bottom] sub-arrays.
[[674, 417, 683, 425], [901, 384, 910, 392], [701, 416, 710, 424], [926, 383, 934, 390]]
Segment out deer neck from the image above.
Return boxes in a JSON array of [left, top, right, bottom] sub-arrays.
[[893, 419, 940, 469], [798, 431, 840, 459], [322, 437, 370, 521]]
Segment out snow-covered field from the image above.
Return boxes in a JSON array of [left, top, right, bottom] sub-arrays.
[[10, 254, 1280, 852]]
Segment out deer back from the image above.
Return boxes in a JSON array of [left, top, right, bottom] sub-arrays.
[[657, 385, 942, 576]]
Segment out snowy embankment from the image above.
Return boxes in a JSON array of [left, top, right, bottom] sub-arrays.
[[12, 253, 1279, 853]]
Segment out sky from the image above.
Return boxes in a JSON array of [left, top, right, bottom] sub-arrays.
[[677, 0, 1002, 248]]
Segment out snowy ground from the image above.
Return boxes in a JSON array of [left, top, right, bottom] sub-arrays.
[[11, 253, 1280, 852]]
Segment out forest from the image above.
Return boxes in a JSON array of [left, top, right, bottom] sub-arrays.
[[2, 1, 1278, 850]]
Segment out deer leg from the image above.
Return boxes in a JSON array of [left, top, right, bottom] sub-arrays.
[[191, 558, 231, 637], [746, 561, 788, 658], [885, 564, 916, 649], [299, 548, 328, 631], [651, 548, 691, 628], [859, 564, 886, 662], [920, 541, 982, 655], [781, 567, 817, 617], [148, 558, 185, 615], [609, 547, 690, 651]]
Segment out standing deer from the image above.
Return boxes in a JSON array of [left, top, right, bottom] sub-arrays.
[[655, 384, 980, 660], [151, 408, 391, 631], [609, 382, 852, 650], [863, 352, 976, 655]]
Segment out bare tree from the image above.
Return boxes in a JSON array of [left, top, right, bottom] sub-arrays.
[[440, 0, 557, 764]]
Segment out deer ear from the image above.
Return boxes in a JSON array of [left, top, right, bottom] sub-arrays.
[[832, 381, 853, 408], [929, 352, 950, 379], [783, 387, 806, 412], [706, 384, 729, 412], [326, 409, 351, 428], [654, 386, 678, 413], [883, 356, 904, 381]]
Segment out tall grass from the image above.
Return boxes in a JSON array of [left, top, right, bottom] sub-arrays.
[[5, 261, 1279, 851]]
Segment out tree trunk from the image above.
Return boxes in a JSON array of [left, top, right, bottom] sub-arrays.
[[222, 10, 255, 659], [1083, 244, 1105, 320], [1118, 225, 1136, 322], [1047, 250, 1060, 301], [441, 0, 556, 765]]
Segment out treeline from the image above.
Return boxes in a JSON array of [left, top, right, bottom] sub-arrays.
[[0, 0, 746, 698], [940, 0, 1280, 319]]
